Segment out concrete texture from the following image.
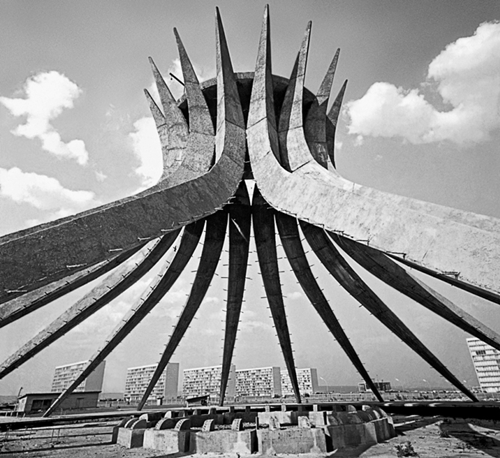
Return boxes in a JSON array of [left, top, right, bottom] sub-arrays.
[[143, 429, 190, 452], [116, 427, 145, 449], [191, 430, 256, 454], [257, 428, 327, 454]]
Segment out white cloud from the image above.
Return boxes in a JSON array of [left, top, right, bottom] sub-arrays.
[[0, 167, 100, 225], [0, 71, 90, 165], [129, 116, 162, 188], [346, 22, 500, 146], [287, 291, 303, 300]]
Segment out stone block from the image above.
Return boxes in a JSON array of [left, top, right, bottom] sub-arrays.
[[309, 411, 327, 426], [143, 429, 190, 452], [155, 418, 177, 430], [191, 430, 256, 455], [116, 427, 145, 448], [257, 428, 327, 455], [257, 410, 294, 426]]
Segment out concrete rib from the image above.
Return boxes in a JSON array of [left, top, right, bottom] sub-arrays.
[[275, 211, 383, 402], [0, 243, 145, 325], [247, 8, 500, 298], [325, 79, 347, 168], [137, 211, 227, 410], [333, 233, 500, 351], [0, 233, 179, 381], [219, 185, 251, 406], [43, 220, 204, 417], [301, 221, 478, 402], [253, 191, 301, 403], [304, 49, 340, 168]]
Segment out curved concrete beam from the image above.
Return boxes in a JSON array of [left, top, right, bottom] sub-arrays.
[[275, 211, 383, 402], [253, 189, 301, 404], [0, 242, 145, 325], [44, 220, 204, 417], [304, 48, 340, 168], [0, 9, 246, 299], [301, 221, 478, 402], [137, 211, 227, 410], [325, 79, 347, 168], [247, 7, 500, 298], [333, 233, 500, 351], [0, 233, 179, 381], [219, 184, 251, 406]]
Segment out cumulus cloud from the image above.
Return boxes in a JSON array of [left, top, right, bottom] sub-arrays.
[[0, 71, 89, 165], [129, 117, 162, 188], [0, 167, 99, 225], [346, 21, 500, 146]]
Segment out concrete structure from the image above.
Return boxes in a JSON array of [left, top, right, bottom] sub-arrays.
[[15, 391, 100, 414], [358, 380, 392, 393], [467, 337, 500, 392], [51, 360, 105, 393], [236, 366, 281, 398], [183, 365, 236, 401], [1, 6, 500, 418], [282, 368, 319, 396], [124, 363, 179, 404]]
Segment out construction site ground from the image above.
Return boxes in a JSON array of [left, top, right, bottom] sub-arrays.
[[1, 416, 500, 457]]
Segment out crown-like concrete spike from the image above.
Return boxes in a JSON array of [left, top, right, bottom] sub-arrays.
[[325, 79, 348, 167], [144, 89, 166, 129], [215, 7, 245, 131], [148, 57, 188, 132], [328, 78, 348, 127], [278, 21, 313, 171], [174, 28, 213, 136], [317, 49, 340, 106]]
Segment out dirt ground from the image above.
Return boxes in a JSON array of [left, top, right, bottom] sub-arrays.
[[1, 417, 500, 457]]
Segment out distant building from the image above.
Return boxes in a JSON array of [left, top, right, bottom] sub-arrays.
[[358, 380, 392, 392], [16, 391, 100, 414], [124, 363, 179, 404], [236, 366, 281, 398], [281, 368, 319, 396], [183, 364, 236, 400], [467, 337, 500, 393], [51, 360, 105, 393]]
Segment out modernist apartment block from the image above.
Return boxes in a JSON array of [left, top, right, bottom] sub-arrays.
[[183, 364, 236, 399], [124, 363, 179, 404], [51, 360, 105, 393], [236, 366, 281, 398], [467, 337, 500, 392], [281, 368, 319, 396]]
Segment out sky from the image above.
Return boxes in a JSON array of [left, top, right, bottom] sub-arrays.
[[0, 0, 500, 396]]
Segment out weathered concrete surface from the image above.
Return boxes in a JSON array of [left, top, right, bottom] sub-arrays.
[[246, 7, 500, 298], [116, 427, 145, 449], [257, 427, 327, 454], [143, 429, 190, 452], [191, 430, 256, 454]]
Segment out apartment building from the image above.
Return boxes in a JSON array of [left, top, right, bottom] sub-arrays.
[[236, 366, 281, 397], [183, 364, 236, 400], [51, 360, 105, 393], [467, 337, 500, 392], [281, 367, 319, 396], [124, 363, 179, 404]]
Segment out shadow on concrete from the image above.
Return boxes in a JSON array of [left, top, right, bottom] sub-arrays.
[[440, 420, 500, 458], [0, 440, 113, 455]]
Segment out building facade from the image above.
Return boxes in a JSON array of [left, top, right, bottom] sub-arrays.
[[183, 365, 236, 400], [236, 366, 281, 398], [467, 337, 500, 392], [281, 368, 319, 396], [51, 360, 105, 393], [358, 380, 392, 392], [124, 363, 179, 404]]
